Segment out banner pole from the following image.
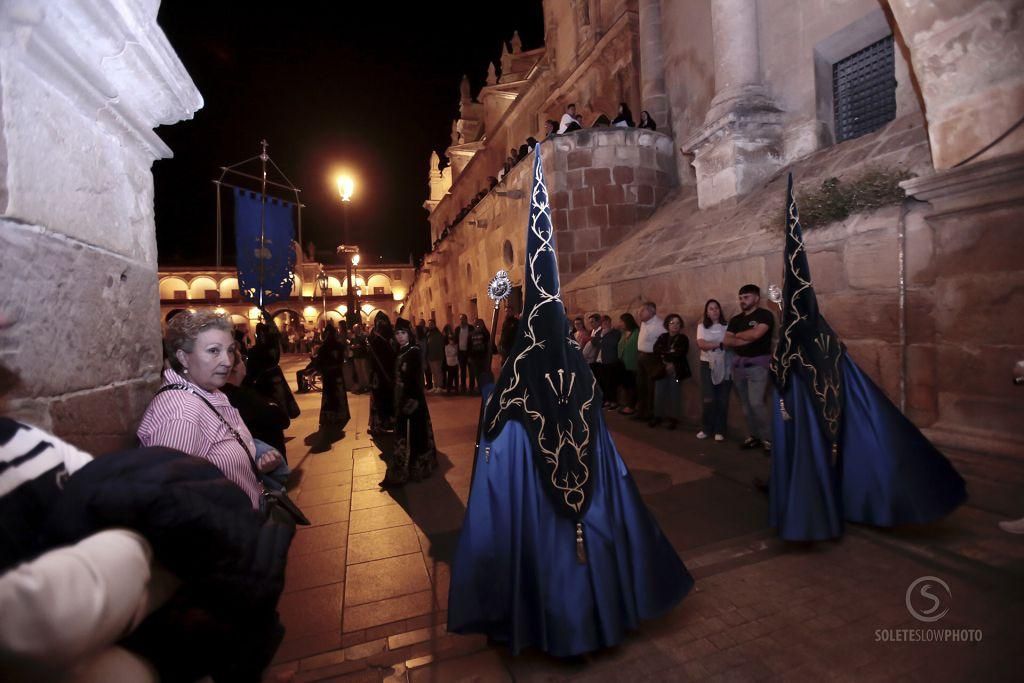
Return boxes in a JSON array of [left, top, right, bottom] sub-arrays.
[[258, 139, 268, 309]]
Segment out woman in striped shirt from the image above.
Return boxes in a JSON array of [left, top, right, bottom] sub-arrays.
[[138, 311, 282, 509]]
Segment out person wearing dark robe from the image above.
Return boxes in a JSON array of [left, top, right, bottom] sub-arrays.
[[244, 314, 300, 420], [223, 348, 290, 461], [448, 146, 692, 657], [380, 318, 438, 488], [612, 102, 635, 128], [769, 174, 965, 541], [310, 323, 350, 453], [367, 311, 397, 435], [498, 310, 519, 366]]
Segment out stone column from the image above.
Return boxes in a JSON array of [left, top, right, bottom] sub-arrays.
[[637, 0, 670, 132], [886, 0, 1024, 170], [681, 0, 782, 208], [0, 0, 202, 452]]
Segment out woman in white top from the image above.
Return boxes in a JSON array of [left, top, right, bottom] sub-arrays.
[[695, 299, 732, 441]]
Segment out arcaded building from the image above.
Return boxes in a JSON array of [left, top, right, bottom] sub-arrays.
[[404, 0, 1024, 501]]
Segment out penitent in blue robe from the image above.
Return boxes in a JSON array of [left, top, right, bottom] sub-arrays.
[[770, 357, 966, 541], [448, 387, 692, 657]]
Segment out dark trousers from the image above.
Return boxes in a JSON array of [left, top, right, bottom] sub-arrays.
[[636, 352, 660, 419], [467, 354, 485, 393], [458, 350, 470, 391], [444, 364, 458, 391], [700, 361, 731, 435], [296, 368, 314, 393]]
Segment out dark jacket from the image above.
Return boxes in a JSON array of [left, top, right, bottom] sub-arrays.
[[425, 329, 445, 361], [499, 316, 519, 355], [469, 328, 490, 357], [598, 328, 622, 364], [654, 332, 691, 380], [44, 447, 294, 683], [223, 383, 290, 457]]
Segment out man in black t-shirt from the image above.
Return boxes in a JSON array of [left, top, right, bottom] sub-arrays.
[[724, 284, 775, 452]]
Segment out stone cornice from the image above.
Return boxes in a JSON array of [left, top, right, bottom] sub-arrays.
[[900, 151, 1024, 216], [2, 0, 202, 159]]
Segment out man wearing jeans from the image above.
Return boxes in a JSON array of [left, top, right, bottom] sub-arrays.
[[724, 284, 775, 452], [635, 302, 664, 422]]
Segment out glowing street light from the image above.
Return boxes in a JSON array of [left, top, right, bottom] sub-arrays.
[[337, 174, 355, 203]]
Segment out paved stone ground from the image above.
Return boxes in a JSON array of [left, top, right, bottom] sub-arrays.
[[265, 356, 1023, 682]]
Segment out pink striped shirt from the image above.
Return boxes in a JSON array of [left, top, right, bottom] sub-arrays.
[[137, 368, 262, 508]]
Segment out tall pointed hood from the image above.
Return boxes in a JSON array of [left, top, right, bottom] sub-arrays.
[[771, 174, 844, 445], [482, 146, 601, 520]]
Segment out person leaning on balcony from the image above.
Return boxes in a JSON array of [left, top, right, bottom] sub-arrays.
[[543, 119, 559, 140], [613, 102, 635, 128], [137, 310, 282, 512], [638, 110, 657, 131], [558, 103, 583, 133]]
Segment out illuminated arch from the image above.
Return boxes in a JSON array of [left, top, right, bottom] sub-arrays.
[[219, 277, 239, 299], [366, 273, 392, 294], [188, 276, 219, 301], [159, 277, 189, 300]]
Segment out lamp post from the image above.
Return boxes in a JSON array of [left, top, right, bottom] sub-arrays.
[[351, 251, 362, 324], [314, 267, 329, 328], [336, 173, 360, 328]]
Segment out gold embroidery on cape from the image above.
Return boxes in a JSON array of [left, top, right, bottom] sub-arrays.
[[773, 194, 843, 441], [486, 158, 596, 514]]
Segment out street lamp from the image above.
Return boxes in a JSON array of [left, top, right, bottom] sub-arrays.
[[336, 171, 360, 327]]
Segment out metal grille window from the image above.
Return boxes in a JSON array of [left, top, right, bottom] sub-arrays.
[[833, 35, 896, 142]]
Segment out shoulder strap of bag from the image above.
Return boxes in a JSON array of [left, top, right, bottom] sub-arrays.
[[157, 384, 262, 480]]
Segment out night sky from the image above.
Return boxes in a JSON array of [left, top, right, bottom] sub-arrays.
[[153, 2, 544, 267]]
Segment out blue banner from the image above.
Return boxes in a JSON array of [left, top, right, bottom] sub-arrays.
[[233, 189, 296, 305]]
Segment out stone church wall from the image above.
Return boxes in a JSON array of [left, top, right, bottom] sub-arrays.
[[0, 0, 201, 453]]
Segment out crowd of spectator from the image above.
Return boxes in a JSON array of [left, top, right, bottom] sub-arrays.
[[571, 284, 775, 451]]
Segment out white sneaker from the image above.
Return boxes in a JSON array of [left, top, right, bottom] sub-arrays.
[[998, 517, 1024, 534], [714, 434, 725, 442], [696, 431, 708, 440]]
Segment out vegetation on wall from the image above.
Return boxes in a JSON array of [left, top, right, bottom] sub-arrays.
[[783, 167, 914, 229]]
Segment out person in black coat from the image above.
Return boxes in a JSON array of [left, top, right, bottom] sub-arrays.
[[368, 311, 397, 434], [223, 348, 290, 460], [468, 318, 491, 394], [245, 312, 300, 420], [651, 313, 690, 429], [310, 323, 351, 452], [380, 318, 437, 488]]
